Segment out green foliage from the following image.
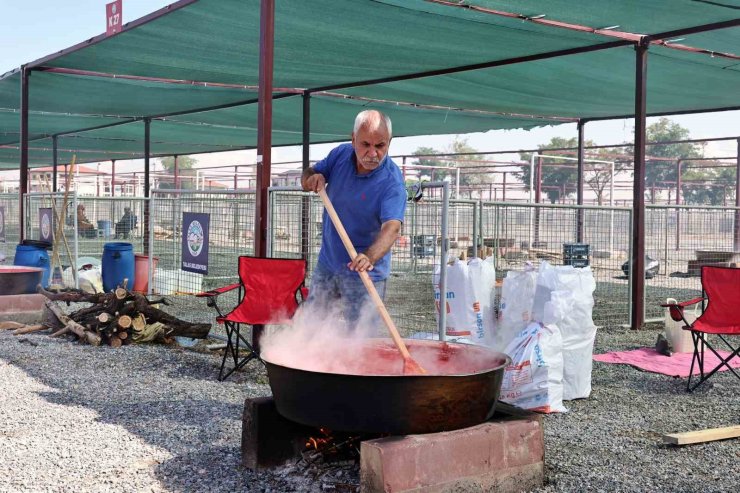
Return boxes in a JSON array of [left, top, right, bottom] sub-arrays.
[[160, 155, 197, 170], [681, 161, 736, 205], [629, 118, 703, 202], [411, 146, 448, 180], [158, 156, 198, 189], [410, 137, 492, 187]]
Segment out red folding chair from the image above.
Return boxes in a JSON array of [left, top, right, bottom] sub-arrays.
[[197, 256, 307, 381], [662, 266, 740, 392]]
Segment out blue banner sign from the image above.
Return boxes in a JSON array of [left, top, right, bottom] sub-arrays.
[[181, 212, 210, 274]]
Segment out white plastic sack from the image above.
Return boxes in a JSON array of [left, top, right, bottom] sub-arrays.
[[537, 262, 597, 400], [433, 257, 497, 343], [500, 321, 566, 413], [497, 264, 538, 350], [467, 256, 497, 344], [62, 265, 104, 294], [433, 258, 476, 338]]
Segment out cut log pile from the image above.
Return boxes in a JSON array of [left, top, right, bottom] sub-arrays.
[[15, 285, 212, 347]]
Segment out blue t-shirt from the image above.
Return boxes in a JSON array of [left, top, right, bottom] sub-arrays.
[[314, 143, 406, 281]]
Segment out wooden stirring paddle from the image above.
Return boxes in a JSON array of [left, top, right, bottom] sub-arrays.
[[318, 188, 426, 375]]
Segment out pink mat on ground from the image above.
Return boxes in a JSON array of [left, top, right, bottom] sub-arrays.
[[593, 348, 740, 378]]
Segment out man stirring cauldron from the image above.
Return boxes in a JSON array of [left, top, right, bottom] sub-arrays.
[[301, 110, 406, 326]]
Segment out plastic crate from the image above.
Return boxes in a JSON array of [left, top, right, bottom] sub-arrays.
[[563, 243, 590, 257], [564, 257, 590, 268]]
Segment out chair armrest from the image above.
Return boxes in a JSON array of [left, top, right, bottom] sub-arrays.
[[196, 282, 240, 298], [660, 297, 704, 308], [661, 297, 705, 325]]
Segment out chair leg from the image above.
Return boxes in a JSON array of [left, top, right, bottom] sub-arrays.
[[218, 322, 263, 382], [687, 333, 740, 392]]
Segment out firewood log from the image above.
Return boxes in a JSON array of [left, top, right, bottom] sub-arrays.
[[44, 301, 101, 346], [117, 331, 128, 340], [0, 321, 26, 330], [117, 315, 133, 329], [37, 285, 110, 304], [12, 324, 48, 335], [131, 314, 146, 332], [97, 312, 113, 324], [108, 336, 123, 349], [129, 294, 210, 339], [50, 327, 71, 338]]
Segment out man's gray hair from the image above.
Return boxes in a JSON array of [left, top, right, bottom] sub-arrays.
[[353, 110, 392, 138]]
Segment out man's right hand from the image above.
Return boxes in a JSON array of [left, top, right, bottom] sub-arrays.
[[302, 172, 326, 193]]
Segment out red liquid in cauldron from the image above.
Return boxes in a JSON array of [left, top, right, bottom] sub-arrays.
[[292, 339, 507, 376]]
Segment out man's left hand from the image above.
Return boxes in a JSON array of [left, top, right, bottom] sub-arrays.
[[348, 253, 374, 272]]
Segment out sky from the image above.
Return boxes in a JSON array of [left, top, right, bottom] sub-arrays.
[[1, 0, 738, 180]]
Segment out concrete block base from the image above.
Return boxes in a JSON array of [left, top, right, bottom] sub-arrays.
[[0, 294, 45, 325], [360, 404, 544, 493], [241, 396, 316, 471]]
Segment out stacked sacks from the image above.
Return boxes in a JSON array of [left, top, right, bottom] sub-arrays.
[[538, 262, 597, 400], [497, 261, 597, 412]]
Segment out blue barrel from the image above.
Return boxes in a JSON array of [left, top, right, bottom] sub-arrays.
[[97, 220, 113, 239], [102, 242, 135, 292], [14, 244, 51, 287]]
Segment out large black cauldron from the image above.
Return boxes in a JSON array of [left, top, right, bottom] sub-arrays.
[[263, 338, 510, 435]]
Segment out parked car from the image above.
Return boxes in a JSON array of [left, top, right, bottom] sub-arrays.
[[621, 255, 660, 279]]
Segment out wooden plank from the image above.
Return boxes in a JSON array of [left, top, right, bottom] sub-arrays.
[[663, 425, 740, 445]]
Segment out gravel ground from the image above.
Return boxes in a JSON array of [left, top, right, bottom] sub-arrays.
[[0, 319, 737, 492]]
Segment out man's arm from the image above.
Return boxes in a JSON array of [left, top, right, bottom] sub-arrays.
[[348, 219, 402, 272], [301, 167, 325, 192]]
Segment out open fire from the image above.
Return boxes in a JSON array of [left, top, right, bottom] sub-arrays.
[[303, 428, 384, 465]]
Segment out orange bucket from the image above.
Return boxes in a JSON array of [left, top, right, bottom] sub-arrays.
[[133, 254, 159, 293]]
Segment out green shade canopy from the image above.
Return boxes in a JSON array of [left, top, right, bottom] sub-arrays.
[[0, 0, 737, 167]]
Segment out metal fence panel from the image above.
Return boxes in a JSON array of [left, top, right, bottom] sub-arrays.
[[644, 205, 740, 321], [149, 190, 255, 296], [480, 202, 633, 327], [0, 193, 21, 263], [74, 196, 147, 259]]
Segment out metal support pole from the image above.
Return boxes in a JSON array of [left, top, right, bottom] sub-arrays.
[[144, 118, 151, 255], [234, 166, 238, 190], [675, 159, 682, 250], [173, 155, 179, 190], [253, 0, 276, 352], [111, 160, 116, 197], [437, 182, 450, 342], [576, 120, 585, 242], [19, 67, 30, 241], [631, 39, 649, 331], [52, 135, 58, 192], [534, 156, 542, 247], [502, 172, 507, 202], [254, 0, 275, 259], [301, 91, 311, 263]]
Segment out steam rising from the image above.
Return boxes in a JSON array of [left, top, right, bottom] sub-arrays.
[[260, 298, 507, 376], [260, 297, 381, 374]]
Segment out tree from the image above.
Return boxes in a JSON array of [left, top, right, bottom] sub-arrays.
[[410, 146, 448, 181], [446, 137, 493, 187], [681, 161, 736, 205], [410, 137, 492, 190], [627, 118, 703, 203], [159, 156, 198, 189], [518, 137, 629, 204]]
